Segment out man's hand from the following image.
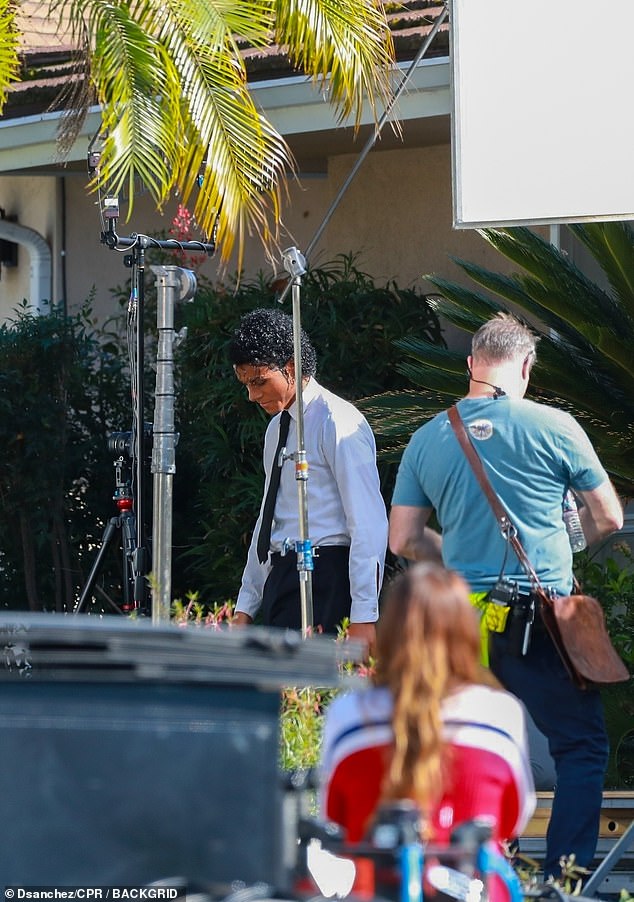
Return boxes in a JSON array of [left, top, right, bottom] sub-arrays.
[[233, 611, 254, 627], [347, 621, 376, 659]]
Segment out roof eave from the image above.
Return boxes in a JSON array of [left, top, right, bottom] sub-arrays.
[[0, 57, 450, 175]]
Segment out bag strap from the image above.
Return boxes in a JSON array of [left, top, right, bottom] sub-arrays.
[[447, 405, 543, 590]]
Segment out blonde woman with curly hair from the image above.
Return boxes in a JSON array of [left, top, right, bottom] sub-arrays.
[[320, 563, 535, 893]]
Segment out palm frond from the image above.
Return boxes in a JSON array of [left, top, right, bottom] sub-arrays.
[[274, 0, 395, 128], [569, 223, 634, 316], [69, 1, 185, 205], [0, 0, 21, 113], [174, 46, 292, 265], [360, 390, 446, 441], [46, 0, 397, 262], [480, 228, 625, 327], [424, 282, 501, 329]]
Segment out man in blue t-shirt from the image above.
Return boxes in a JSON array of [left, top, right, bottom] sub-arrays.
[[389, 313, 623, 878]]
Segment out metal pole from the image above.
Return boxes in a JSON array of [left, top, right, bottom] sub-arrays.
[[150, 265, 196, 623], [583, 820, 634, 896], [270, 10, 448, 634], [282, 248, 314, 635], [292, 278, 314, 635], [132, 242, 148, 610]]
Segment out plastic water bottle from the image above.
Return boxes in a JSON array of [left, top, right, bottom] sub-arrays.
[[563, 491, 587, 552]]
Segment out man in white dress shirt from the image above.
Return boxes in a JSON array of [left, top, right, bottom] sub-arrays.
[[229, 307, 388, 649]]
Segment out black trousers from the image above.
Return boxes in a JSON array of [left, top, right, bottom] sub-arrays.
[[489, 623, 608, 876], [262, 546, 351, 633]]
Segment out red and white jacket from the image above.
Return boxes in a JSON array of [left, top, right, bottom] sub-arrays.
[[320, 683, 536, 846]]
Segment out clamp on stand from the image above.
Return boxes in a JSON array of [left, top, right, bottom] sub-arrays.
[[281, 246, 314, 636]]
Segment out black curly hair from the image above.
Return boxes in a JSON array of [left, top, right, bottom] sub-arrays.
[[228, 307, 317, 377]]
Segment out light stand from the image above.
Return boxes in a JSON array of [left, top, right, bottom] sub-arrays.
[[583, 819, 634, 897], [281, 246, 314, 636], [150, 265, 197, 623], [96, 205, 215, 618]]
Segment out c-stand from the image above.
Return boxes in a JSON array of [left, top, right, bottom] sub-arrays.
[[75, 197, 215, 617]]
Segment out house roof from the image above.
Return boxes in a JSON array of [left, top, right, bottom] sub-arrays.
[[6, 0, 449, 119], [7, 0, 79, 119]]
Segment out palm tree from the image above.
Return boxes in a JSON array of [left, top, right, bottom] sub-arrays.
[[2, 0, 396, 267], [363, 222, 634, 496]]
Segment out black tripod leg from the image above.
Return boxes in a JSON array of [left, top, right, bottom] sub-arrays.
[[120, 511, 139, 611], [74, 517, 122, 614], [94, 583, 129, 615]]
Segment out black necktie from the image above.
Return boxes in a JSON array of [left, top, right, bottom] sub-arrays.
[[257, 409, 291, 563]]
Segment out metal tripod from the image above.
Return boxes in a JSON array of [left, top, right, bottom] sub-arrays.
[[74, 455, 140, 614]]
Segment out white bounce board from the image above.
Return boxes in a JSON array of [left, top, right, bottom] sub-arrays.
[[450, 0, 634, 227]]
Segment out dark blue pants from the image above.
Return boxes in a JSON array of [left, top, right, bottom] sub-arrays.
[[262, 546, 351, 634], [489, 623, 609, 877]]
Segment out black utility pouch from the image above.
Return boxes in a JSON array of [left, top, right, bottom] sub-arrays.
[[505, 592, 535, 657]]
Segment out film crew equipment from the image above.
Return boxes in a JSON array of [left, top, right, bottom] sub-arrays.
[[298, 807, 524, 902], [74, 453, 139, 614], [149, 265, 197, 623], [488, 578, 535, 657], [280, 245, 314, 637], [466, 367, 507, 398], [507, 590, 535, 657], [76, 176, 215, 617], [0, 613, 351, 885]]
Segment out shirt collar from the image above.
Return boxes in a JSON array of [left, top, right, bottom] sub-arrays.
[[287, 376, 318, 419]]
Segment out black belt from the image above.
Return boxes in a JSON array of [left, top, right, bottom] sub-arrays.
[[270, 545, 348, 563]]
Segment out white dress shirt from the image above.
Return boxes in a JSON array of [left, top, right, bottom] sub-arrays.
[[236, 377, 388, 623]]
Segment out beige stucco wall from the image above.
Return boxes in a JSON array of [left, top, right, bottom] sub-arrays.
[[325, 144, 515, 290], [0, 176, 58, 320], [1, 141, 523, 329]]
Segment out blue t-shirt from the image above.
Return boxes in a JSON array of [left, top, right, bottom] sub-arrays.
[[392, 397, 608, 594]]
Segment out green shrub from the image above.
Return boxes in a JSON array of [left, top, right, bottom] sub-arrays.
[[575, 545, 634, 787], [0, 301, 129, 610]]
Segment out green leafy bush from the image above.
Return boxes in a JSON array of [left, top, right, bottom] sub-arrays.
[[0, 301, 129, 610], [575, 545, 634, 787]]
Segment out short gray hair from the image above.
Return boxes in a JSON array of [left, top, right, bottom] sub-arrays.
[[471, 313, 538, 364]]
